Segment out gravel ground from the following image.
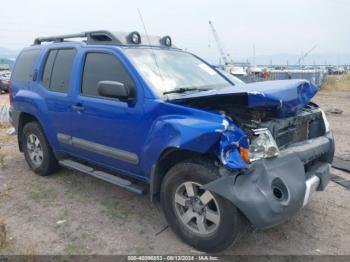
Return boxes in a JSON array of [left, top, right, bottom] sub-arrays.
[[0, 90, 349, 255]]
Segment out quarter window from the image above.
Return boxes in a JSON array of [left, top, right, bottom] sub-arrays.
[[81, 52, 134, 97], [12, 49, 41, 82]]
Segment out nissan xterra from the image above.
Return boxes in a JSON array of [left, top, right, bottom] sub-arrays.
[[9, 30, 334, 252]]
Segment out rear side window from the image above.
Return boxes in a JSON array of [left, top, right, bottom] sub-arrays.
[[42, 50, 57, 88], [12, 49, 41, 82], [81, 52, 134, 97], [42, 49, 76, 93]]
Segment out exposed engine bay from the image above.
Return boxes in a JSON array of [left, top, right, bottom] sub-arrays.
[[196, 102, 326, 150], [219, 103, 326, 149]]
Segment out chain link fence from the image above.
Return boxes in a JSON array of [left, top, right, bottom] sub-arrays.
[[241, 69, 327, 88]]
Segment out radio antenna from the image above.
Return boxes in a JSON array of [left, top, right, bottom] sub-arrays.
[[137, 8, 165, 93]]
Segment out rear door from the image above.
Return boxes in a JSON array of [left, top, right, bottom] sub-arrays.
[[38, 48, 77, 151]]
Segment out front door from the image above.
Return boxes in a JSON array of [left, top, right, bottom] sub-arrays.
[[67, 50, 145, 179]]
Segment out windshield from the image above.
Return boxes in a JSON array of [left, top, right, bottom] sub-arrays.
[[216, 68, 246, 85], [125, 48, 231, 97]]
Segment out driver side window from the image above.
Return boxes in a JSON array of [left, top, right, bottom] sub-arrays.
[[81, 52, 135, 98]]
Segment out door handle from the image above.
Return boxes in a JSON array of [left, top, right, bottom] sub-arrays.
[[71, 103, 85, 112]]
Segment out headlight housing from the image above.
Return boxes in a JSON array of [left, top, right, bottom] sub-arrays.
[[320, 109, 330, 133], [249, 128, 279, 162]]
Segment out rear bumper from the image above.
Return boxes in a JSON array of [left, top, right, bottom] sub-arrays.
[[205, 132, 334, 229]]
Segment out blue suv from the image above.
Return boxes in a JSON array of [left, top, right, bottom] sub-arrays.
[[9, 30, 334, 252]]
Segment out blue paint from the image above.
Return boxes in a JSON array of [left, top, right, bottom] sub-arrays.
[[10, 42, 318, 183], [215, 123, 249, 169], [172, 79, 319, 117]]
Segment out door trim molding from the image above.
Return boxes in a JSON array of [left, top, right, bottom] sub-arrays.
[[57, 133, 139, 165]]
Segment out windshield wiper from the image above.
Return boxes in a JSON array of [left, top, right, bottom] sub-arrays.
[[163, 88, 209, 95]]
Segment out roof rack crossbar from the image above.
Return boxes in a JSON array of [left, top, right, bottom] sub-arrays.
[[33, 31, 120, 45], [34, 32, 88, 45]]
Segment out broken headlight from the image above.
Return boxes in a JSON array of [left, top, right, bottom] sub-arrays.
[[249, 128, 279, 162]]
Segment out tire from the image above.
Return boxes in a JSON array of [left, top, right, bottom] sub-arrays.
[[22, 121, 60, 176], [161, 159, 247, 253]]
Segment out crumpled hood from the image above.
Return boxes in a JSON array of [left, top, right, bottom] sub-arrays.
[[171, 79, 319, 117]]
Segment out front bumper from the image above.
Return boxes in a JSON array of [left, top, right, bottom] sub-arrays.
[[205, 132, 335, 229]]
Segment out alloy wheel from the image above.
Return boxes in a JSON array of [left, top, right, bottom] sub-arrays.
[[174, 181, 221, 237], [26, 134, 44, 167]]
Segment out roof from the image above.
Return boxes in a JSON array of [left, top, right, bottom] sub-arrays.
[[33, 30, 175, 48]]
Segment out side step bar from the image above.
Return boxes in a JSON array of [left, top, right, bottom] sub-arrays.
[[59, 159, 146, 195]]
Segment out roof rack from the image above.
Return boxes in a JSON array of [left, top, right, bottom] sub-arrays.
[[33, 31, 121, 45], [33, 30, 174, 48]]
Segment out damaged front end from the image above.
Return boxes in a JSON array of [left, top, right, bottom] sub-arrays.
[[205, 131, 334, 229], [206, 105, 335, 229], [170, 80, 335, 229], [215, 119, 249, 170], [215, 118, 281, 170]]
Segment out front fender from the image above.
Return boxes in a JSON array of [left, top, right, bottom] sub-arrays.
[[141, 107, 248, 178], [144, 116, 225, 152]]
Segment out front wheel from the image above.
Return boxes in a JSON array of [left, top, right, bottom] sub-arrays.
[[161, 159, 247, 253]]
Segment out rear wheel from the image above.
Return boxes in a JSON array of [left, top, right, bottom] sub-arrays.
[[22, 121, 60, 176], [161, 159, 247, 253]]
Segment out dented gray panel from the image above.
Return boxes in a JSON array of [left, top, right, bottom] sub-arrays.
[[205, 154, 306, 229], [204, 132, 334, 229]]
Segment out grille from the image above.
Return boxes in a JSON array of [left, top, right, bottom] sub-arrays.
[[272, 110, 326, 149]]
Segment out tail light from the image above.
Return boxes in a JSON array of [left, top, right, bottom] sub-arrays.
[[8, 81, 13, 105]]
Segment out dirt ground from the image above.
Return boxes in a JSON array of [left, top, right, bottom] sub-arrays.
[[0, 90, 349, 255], [322, 73, 350, 92]]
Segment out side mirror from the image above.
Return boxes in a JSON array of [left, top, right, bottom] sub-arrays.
[[97, 81, 134, 101]]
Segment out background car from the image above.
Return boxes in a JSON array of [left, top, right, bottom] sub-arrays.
[[0, 71, 11, 93], [0, 78, 10, 93]]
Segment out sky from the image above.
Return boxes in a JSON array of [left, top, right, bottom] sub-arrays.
[[0, 0, 349, 64]]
